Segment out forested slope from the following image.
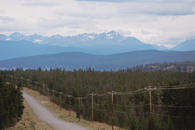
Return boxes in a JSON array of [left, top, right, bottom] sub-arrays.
[[0, 76, 24, 129], [1, 50, 195, 70], [134, 61, 195, 72], [2, 69, 195, 130]]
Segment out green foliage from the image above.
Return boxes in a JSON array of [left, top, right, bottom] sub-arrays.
[[134, 61, 195, 72], [0, 78, 24, 129], [2, 69, 195, 130]]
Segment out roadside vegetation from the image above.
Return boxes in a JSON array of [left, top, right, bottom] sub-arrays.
[[23, 87, 122, 130], [1, 69, 195, 130], [0, 77, 23, 129], [6, 99, 52, 130]]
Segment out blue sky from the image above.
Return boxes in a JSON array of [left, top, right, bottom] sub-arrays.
[[0, 0, 195, 47]]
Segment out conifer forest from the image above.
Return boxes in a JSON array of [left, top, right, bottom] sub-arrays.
[[0, 69, 195, 130]]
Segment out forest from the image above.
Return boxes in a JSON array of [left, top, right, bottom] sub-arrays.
[[0, 69, 195, 130], [134, 62, 195, 72], [0, 74, 24, 130]]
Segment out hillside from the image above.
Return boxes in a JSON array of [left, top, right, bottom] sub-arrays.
[[0, 32, 159, 60], [1, 32, 195, 60], [5, 68, 195, 130], [0, 40, 84, 60], [134, 62, 195, 72], [173, 39, 195, 51], [1, 50, 195, 70]]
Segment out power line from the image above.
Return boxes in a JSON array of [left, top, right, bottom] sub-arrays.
[[151, 112, 195, 119], [152, 104, 193, 109], [8, 75, 195, 99], [94, 108, 108, 112], [6, 75, 195, 128], [155, 86, 195, 90], [114, 110, 128, 114], [113, 103, 149, 108]]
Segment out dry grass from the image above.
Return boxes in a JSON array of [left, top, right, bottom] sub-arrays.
[[23, 87, 125, 130], [6, 99, 53, 130]]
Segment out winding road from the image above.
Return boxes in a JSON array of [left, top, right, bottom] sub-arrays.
[[23, 92, 88, 130]]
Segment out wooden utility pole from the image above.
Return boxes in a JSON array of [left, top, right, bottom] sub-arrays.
[[78, 97, 81, 121], [59, 92, 63, 109], [69, 97, 71, 116], [52, 89, 54, 97], [44, 85, 46, 95], [46, 88, 49, 96], [112, 91, 114, 130], [91, 92, 94, 121], [149, 87, 152, 130], [42, 85, 44, 94], [67, 95, 72, 116]]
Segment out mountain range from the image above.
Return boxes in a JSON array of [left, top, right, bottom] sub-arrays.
[[0, 31, 162, 60], [0, 50, 195, 70], [0, 32, 195, 61], [173, 39, 195, 51], [0, 31, 195, 70]]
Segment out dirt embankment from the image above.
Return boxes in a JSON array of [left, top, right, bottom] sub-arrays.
[[23, 91, 87, 130], [23, 88, 123, 130]]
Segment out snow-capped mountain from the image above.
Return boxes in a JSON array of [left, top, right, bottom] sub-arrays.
[[0, 34, 7, 41], [0, 31, 165, 60], [173, 39, 195, 51], [3, 31, 148, 46]]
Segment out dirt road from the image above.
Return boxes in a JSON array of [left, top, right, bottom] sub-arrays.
[[23, 91, 88, 130]]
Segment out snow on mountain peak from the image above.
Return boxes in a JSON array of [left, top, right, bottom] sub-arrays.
[[33, 39, 43, 44], [9, 32, 25, 40], [106, 31, 121, 39]]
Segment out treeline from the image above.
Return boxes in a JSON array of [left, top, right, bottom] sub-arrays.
[[134, 61, 195, 72], [1, 69, 195, 130], [0, 75, 24, 130]]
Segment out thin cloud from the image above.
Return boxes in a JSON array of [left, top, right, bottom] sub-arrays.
[[112, 2, 195, 16], [0, 10, 5, 14], [22, 2, 61, 7], [0, 0, 195, 47], [77, 0, 195, 16], [0, 16, 15, 23], [76, 0, 195, 2], [76, 0, 134, 2]]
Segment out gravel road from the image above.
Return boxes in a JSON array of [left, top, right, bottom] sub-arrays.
[[23, 91, 88, 130]]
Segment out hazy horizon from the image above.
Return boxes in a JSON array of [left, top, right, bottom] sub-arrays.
[[1, 0, 195, 48]]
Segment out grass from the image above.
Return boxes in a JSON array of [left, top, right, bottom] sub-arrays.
[[23, 87, 125, 130]]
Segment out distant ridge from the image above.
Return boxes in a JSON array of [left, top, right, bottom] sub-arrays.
[[134, 61, 195, 72], [0, 31, 160, 60], [0, 50, 195, 70], [1, 32, 195, 60], [173, 39, 195, 51]]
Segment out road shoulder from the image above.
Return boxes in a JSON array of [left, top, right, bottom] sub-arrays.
[[23, 87, 122, 130], [6, 98, 53, 130]]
